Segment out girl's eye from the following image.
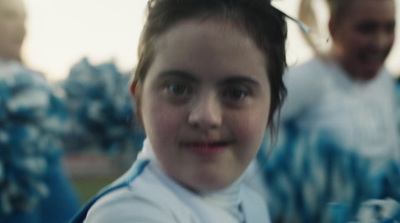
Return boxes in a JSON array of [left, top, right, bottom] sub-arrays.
[[167, 83, 190, 96], [223, 87, 248, 101]]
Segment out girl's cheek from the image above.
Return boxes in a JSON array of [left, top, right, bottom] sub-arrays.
[[232, 110, 267, 139]]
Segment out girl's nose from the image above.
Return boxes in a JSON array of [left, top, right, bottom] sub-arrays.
[[188, 93, 222, 131]]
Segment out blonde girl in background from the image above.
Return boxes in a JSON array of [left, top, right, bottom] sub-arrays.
[[257, 0, 400, 222], [284, 0, 399, 157], [0, 0, 80, 222]]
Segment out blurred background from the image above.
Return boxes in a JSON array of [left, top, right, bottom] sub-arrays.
[[22, 0, 400, 82], [2, 0, 400, 221], [16, 0, 400, 205]]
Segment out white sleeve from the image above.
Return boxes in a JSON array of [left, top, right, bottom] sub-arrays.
[[280, 63, 324, 121], [84, 187, 178, 223]]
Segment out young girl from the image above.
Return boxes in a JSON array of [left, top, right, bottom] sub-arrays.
[[71, 0, 287, 222]]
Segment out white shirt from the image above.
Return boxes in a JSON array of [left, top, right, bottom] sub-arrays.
[[83, 139, 271, 223], [281, 57, 400, 162]]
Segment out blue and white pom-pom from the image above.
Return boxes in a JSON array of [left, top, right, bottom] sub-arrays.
[[0, 62, 67, 216], [324, 198, 400, 223], [260, 122, 400, 223], [61, 58, 144, 157], [355, 199, 400, 223]]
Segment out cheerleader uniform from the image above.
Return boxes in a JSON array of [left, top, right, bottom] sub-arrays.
[[280, 57, 399, 161], [250, 57, 400, 223], [72, 139, 271, 223]]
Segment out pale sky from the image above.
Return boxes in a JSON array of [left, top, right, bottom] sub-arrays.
[[22, 0, 400, 81]]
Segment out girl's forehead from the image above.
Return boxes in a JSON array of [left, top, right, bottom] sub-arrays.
[[331, 0, 395, 24], [147, 17, 268, 85], [345, 0, 395, 17], [156, 17, 255, 54], [170, 17, 245, 35], [159, 19, 255, 53]]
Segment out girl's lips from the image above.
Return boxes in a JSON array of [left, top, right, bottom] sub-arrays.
[[180, 141, 229, 156]]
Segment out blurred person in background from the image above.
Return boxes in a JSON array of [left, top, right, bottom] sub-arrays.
[[284, 0, 399, 164], [252, 0, 400, 222], [0, 0, 80, 222], [0, 0, 25, 62]]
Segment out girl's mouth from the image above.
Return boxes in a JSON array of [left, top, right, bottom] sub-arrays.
[[180, 141, 230, 156]]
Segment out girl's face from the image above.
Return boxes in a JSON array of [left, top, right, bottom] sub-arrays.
[[330, 0, 395, 80], [0, 0, 26, 61], [136, 18, 271, 193]]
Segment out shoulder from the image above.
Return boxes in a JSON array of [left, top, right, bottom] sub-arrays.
[[84, 166, 190, 223], [285, 58, 327, 80], [84, 186, 175, 223], [378, 68, 397, 84], [367, 67, 397, 96], [283, 58, 332, 95], [279, 58, 329, 120]]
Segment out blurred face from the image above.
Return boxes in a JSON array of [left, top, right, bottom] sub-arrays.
[[135, 18, 271, 193], [0, 0, 26, 61], [330, 0, 395, 80]]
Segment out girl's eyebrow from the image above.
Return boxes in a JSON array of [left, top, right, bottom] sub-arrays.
[[158, 70, 200, 82], [158, 70, 260, 86], [220, 77, 260, 87]]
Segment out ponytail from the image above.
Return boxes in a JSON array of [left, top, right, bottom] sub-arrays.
[[298, 0, 329, 59]]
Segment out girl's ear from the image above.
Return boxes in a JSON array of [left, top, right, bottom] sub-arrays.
[[130, 82, 137, 96], [130, 81, 142, 97], [131, 81, 142, 103], [131, 81, 144, 128]]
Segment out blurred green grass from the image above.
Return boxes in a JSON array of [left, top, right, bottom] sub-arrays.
[[72, 176, 117, 204]]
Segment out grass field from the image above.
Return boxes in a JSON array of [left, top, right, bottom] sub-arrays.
[[72, 176, 117, 204], [64, 153, 129, 204]]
